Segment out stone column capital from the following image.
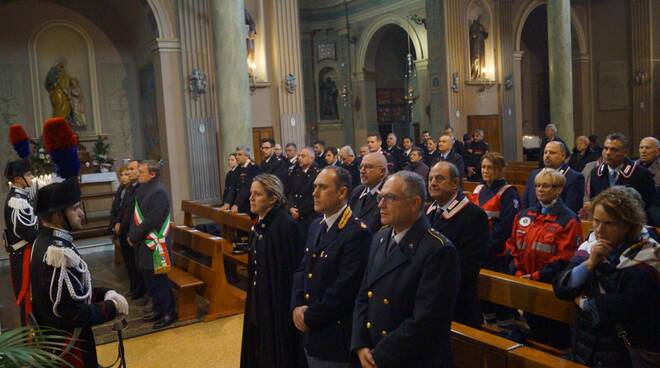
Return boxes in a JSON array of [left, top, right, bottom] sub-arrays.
[[415, 59, 430, 70], [354, 70, 377, 81], [513, 50, 524, 61], [150, 38, 181, 54], [573, 54, 591, 63]]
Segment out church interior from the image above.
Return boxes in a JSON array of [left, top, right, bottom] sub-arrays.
[[0, 0, 658, 367]]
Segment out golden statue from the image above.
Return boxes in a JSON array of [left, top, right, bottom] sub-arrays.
[[45, 61, 86, 128]]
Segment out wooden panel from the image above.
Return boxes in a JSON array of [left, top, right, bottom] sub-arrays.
[[451, 322, 520, 368], [252, 127, 274, 164], [478, 269, 575, 324], [468, 115, 502, 154]]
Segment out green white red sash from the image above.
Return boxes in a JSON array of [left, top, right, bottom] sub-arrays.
[[133, 201, 172, 274]]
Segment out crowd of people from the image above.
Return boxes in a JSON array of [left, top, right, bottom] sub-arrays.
[[222, 126, 659, 368], [3, 119, 659, 367]]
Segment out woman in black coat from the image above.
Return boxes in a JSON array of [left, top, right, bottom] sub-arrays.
[[553, 187, 660, 367], [240, 174, 305, 368], [220, 153, 240, 210]]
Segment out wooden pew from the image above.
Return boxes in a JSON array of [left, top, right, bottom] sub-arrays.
[[170, 225, 247, 321], [181, 200, 252, 243], [478, 269, 574, 325], [507, 346, 585, 368], [167, 266, 204, 321]]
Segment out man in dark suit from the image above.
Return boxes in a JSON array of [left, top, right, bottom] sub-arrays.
[[403, 147, 429, 184], [233, 145, 261, 214], [424, 137, 441, 168], [444, 126, 466, 158], [286, 147, 322, 237], [401, 136, 414, 167], [426, 161, 489, 328], [589, 133, 655, 213], [366, 132, 394, 172], [259, 137, 288, 182], [314, 140, 327, 168], [385, 133, 404, 172], [438, 134, 466, 177], [351, 171, 460, 368], [523, 141, 585, 213], [539, 123, 567, 168], [340, 145, 361, 191], [292, 166, 372, 367], [349, 152, 388, 233]]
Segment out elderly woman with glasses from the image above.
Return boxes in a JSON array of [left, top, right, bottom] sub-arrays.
[[554, 187, 660, 368], [241, 174, 304, 368], [506, 168, 583, 347]]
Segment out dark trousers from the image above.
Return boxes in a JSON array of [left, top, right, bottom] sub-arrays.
[[143, 270, 175, 316], [8, 248, 29, 325], [119, 236, 144, 296]]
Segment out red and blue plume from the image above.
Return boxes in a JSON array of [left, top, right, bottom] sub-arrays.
[[43, 117, 80, 179], [9, 124, 30, 159]]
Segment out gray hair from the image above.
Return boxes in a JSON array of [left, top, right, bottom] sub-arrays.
[[388, 170, 427, 211], [140, 159, 164, 176], [235, 144, 253, 159], [340, 145, 355, 157], [545, 123, 558, 133], [252, 174, 285, 205], [606, 132, 629, 149], [640, 136, 660, 148], [300, 146, 315, 156]]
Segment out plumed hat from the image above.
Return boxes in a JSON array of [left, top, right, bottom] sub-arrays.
[[4, 124, 32, 180], [36, 118, 81, 216]]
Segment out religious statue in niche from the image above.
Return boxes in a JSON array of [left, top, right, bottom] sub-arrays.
[[469, 15, 488, 80], [319, 77, 338, 120], [245, 9, 257, 67], [44, 61, 87, 128]]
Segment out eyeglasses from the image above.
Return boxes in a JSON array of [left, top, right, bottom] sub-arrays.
[[428, 174, 450, 183], [360, 164, 379, 171], [377, 193, 413, 204]]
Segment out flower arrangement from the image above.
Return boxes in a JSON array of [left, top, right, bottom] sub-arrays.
[[29, 138, 54, 176]]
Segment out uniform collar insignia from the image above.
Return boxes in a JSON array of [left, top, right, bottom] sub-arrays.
[[338, 207, 353, 230], [442, 196, 469, 220], [11, 186, 30, 197]]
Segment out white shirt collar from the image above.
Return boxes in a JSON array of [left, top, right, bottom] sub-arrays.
[[607, 163, 623, 173], [405, 148, 411, 154], [290, 156, 297, 164], [243, 161, 251, 168], [322, 204, 347, 231], [361, 180, 383, 197], [392, 227, 411, 244]]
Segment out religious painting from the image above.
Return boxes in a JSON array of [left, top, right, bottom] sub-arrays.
[[318, 67, 339, 121], [597, 61, 628, 110]]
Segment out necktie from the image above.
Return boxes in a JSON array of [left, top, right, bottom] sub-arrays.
[[359, 190, 370, 210], [386, 236, 398, 257], [609, 168, 619, 187], [315, 221, 328, 249], [433, 208, 445, 223]]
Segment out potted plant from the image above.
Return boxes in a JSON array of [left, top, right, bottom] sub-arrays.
[[0, 326, 75, 367]]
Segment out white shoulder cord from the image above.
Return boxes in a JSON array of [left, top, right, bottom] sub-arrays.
[[45, 247, 93, 318], [11, 204, 38, 238]]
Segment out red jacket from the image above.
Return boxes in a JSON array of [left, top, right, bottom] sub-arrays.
[[506, 200, 582, 282]]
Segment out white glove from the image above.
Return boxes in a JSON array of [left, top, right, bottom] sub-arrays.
[[104, 290, 129, 316]]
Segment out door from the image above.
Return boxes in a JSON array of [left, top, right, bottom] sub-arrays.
[[252, 127, 274, 164]]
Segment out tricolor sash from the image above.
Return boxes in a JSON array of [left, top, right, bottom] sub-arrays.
[[134, 201, 172, 274]]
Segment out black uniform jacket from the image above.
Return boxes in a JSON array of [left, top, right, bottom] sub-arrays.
[[590, 158, 655, 211], [426, 192, 489, 328], [261, 154, 289, 183], [286, 163, 322, 223], [235, 163, 261, 214], [222, 167, 240, 206], [386, 145, 404, 172], [30, 227, 117, 368], [291, 206, 372, 362], [3, 186, 38, 248], [349, 182, 385, 234], [524, 164, 585, 213], [351, 216, 460, 368], [128, 178, 172, 271]]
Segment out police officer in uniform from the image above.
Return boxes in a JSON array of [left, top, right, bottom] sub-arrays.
[[233, 145, 261, 214], [426, 162, 489, 328], [260, 137, 288, 182], [351, 171, 460, 368], [292, 166, 372, 367], [286, 147, 322, 237], [349, 153, 388, 233], [3, 124, 38, 325], [30, 117, 128, 368]]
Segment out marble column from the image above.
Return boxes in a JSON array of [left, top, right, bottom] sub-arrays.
[[547, 0, 574, 145], [270, 0, 306, 148], [415, 59, 430, 131], [353, 71, 377, 145], [572, 53, 593, 135], [513, 51, 524, 161], [211, 0, 253, 161], [425, 0, 450, 137], [151, 39, 190, 223]]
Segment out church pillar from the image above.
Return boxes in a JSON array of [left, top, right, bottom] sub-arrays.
[[547, 0, 574, 145], [512, 51, 524, 160], [151, 39, 190, 222], [425, 0, 450, 137], [269, 0, 306, 148], [337, 28, 356, 147], [415, 59, 430, 134], [354, 71, 377, 145], [211, 0, 253, 159], [630, 0, 654, 145], [497, 0, 518, 161], [444, 0, 467, 133], [572, 53, 593, 136]]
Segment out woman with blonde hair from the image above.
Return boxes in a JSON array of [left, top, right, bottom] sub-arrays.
[[554, 186, 660, 367]]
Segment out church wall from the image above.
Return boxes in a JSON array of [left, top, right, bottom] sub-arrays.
[[654, 0, 660, 136]]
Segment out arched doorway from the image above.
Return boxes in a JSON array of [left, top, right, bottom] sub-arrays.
[[513, 1, 592, 154], [364, 24, 418, 142]]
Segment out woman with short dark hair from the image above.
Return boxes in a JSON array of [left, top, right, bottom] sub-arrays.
[[554, 187, 660, 367], [240, 174, 305, 368]]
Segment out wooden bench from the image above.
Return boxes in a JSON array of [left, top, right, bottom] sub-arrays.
[[167, 265, 204, 321], [170, 225, 247, 321]]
